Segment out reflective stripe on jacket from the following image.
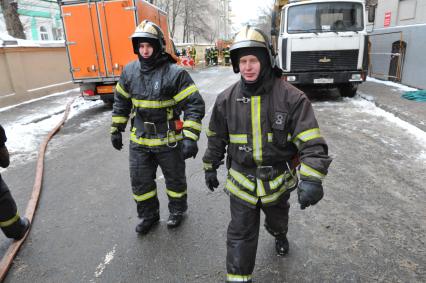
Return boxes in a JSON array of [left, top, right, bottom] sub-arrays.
[[111, 59, 205, 149], [203, 78, 331, 206]]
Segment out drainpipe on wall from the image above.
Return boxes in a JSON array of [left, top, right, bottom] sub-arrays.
[[31, 16, 38, 40]]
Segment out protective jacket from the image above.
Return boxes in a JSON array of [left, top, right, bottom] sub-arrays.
[[190, 48, 196, 59], [111, 59, 205, 150], [223, 48, 230, 65], [223, 49, 230, 58], [213, 49, 219, 60], [203, 78, 332, 208]]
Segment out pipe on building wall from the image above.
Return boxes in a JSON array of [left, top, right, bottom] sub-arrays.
[[31, 17, 38, 40]]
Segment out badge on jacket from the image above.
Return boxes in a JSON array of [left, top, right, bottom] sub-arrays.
[[272, 112, 287, 131]]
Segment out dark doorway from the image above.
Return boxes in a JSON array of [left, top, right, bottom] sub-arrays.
[[388, 40, 406, 82]]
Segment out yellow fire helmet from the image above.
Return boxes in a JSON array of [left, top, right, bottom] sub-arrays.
[[229, 25, 276, 73], [131, 20, 166, 54]]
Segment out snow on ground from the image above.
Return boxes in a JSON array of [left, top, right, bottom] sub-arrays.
[[349, 98, 426, 142], [0, 88, 79, 113], [367, 77, 418, 92], [1, 94, 103, 169], [315, 96, 426, 162]]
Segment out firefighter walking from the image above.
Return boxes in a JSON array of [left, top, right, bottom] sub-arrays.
[[0, 125, 30, 240], [111, 21, 205, 234], [189, 46, 197, 61], [213, 47, 219, 65], [223, 46, 231, 66], [207, 48, 213, 66], [204, 48, 210, 66], [202, 26, 332, 282]]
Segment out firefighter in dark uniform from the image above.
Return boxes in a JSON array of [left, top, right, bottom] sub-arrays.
[[223, 46, 231, 66], [189, 46, 197, 61], [205, 48, 210, 66], [213, 47, 219, 65], [202, 26, 332, 282], [111, 20, 205, 234], [0, 125, 30, 240], [207, 48, 213, 66]]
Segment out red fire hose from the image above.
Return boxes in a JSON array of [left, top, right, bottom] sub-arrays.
[[0, 96, 77, 281]]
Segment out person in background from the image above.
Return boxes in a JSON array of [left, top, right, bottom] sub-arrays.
[[223, 46, 231, 66]]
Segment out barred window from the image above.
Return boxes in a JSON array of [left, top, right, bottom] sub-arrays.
[[40, 26, 49, 40]]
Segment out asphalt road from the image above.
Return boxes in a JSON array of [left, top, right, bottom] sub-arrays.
[[1, 67, 425, 282]]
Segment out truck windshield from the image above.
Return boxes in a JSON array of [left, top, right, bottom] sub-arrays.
[[287, 2, 364, 34]]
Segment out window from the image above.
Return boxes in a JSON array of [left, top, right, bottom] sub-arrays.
[[40, 26, 49, 40], [287, 2, 364, 34], [398, 0, 416, 21], [52, 27, 63, 40], [281, 10, 286, 33]]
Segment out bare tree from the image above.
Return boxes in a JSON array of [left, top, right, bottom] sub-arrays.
[[169, 0, 183, 38], [157, 0, 219, 43], [156, 0, 183, 38], [182, 0, 189, 42], [1, 0, 25, 39], [254, 6, 273, 36], [181, 0, 215, 43]]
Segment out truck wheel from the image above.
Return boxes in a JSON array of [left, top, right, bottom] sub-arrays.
[[339, 84, 357, 98], [101, 96, 114, 108]]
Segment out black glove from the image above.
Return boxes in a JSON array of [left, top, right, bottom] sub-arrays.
[[111, 132, 123, 150], [0, 125, 6, 147], [297, 180, 324, 210], [205, 170, 219, 192], [181, 139, 198, 160]]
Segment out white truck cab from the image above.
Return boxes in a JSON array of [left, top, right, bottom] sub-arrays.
[[275, 0, 369, 97]]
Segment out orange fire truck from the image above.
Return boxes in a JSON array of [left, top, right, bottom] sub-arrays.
[[59, 0, 178, 102]]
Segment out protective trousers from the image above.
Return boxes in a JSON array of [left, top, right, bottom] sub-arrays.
[[129, 142, 187, 220], [0, 177, 25, 239], [226, 194, 290, 282]]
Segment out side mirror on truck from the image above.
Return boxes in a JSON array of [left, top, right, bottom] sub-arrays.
[[368, 5, 376, 23], [271, 11, 278, 36]]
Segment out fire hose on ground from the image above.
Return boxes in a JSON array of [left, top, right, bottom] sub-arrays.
[[0, 96, 77, 281]]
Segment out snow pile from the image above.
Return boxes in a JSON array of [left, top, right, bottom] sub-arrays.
[[367, 77, 418, 92], [1, 95, 103, 168], [0, 88, 79, 113], [0, 32, 65, 47], [350, 98, 426, 144]]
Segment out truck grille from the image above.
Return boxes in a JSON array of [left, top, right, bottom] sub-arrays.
[[290, 50, 359, 71]]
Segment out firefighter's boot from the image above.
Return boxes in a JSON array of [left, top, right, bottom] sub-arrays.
[[275, 236, 289, 256], [167, 213, 183, 228], [3, 217, 30, 240], [135, 215, 159, 235]]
